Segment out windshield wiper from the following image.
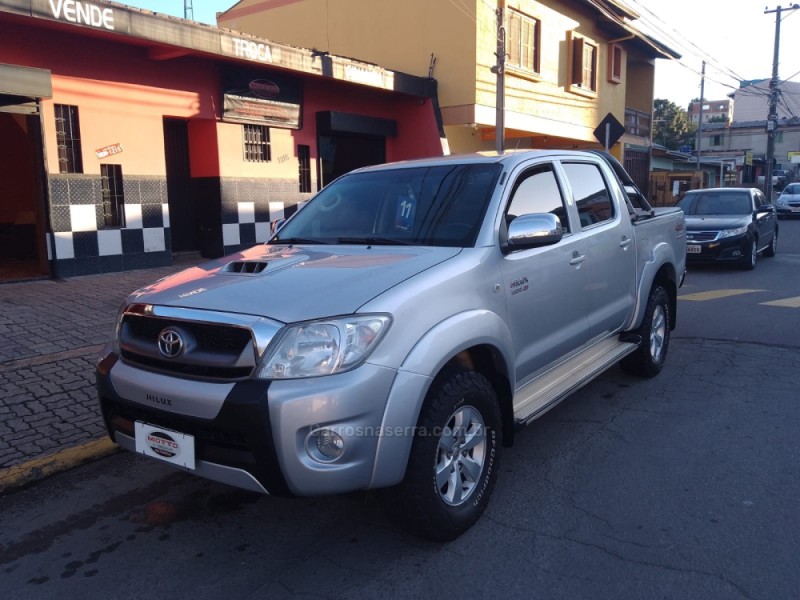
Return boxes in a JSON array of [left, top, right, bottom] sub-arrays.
[[269, 237, 326, 245], [336, 236, 412, 246]]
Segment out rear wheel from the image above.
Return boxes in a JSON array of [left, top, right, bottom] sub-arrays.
[[389, 368, 501, 542], [740, 238, 757, 270], [620, 285, 670, 378]]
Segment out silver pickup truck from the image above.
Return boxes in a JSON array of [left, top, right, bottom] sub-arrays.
[[97, 150, 686, 541]]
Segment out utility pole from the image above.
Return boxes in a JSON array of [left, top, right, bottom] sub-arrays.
[[696, 61, 705, 171], [764, 4, 799, 202], [490, 0, 506, 154], [184, 0, 193, 20]]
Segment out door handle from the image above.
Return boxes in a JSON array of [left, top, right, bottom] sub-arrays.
[[620, 237, 633, 249], [569, 253, 586, 266]]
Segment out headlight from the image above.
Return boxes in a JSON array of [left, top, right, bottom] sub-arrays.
[[718, 225, 748, 239], [777, 196, 788, 206], [255, 315, 391, 379]]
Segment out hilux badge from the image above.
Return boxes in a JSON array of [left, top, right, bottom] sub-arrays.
[[158, 328, 184, 358]]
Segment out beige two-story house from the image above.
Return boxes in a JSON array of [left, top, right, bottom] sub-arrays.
[[218, 0, 679, 190]]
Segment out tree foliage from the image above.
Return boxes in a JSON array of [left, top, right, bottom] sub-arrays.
[[653, 99, 696, 150]]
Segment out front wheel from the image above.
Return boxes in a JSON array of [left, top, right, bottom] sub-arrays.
[[389, 368, 501, 542], [620, 285, 670, 378], [740, 238, 757, 270]]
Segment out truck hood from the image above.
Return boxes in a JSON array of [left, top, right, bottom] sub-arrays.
[[684, 215, 750, 230], [127, 244, 461, 323]]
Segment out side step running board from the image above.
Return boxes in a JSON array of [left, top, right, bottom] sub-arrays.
[[513, 337, 638, 425]]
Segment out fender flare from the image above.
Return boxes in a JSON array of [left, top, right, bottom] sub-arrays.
[[399, 309, 514, 380], [369, 310, 514, 488], [630, 242, 678, 330]]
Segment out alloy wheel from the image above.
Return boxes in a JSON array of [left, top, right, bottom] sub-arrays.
[[435, 405, 487, 506]]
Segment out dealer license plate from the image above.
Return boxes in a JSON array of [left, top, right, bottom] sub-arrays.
[[687, 244, 701, 254], [134, 422, 196, 470]]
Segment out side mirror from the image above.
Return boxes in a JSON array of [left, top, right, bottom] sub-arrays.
[[503, 213, 563, 253], [270, 218, 287, 234]]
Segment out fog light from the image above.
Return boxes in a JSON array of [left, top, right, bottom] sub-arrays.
[[311, 428, 344, 461]]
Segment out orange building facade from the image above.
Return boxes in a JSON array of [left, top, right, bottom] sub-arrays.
[[0, 1, 444, 280]]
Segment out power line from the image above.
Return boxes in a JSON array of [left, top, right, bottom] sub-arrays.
[[445, 0, 477, 23], [628, 1, 745, 81], [627, 0, 766, 92], [778, 90, 800, 119]]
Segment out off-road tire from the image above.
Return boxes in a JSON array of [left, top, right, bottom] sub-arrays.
[[620, 285, 670, 378], [389, 368, 501, 542]]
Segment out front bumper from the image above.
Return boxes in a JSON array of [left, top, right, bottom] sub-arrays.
[[776, 204, 800, 217], [685, 234, 750, 263], [97, 352, 398, 496]]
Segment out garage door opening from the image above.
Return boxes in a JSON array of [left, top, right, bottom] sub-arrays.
[[316, 111, 395, 187], [0, 110, 49, 281]]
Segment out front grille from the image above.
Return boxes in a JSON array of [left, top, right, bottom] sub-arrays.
[[119, 351, 253, 379], [687, 231, 718, 242], [125, 316, 251, 354], [119, 314, 256, 381]]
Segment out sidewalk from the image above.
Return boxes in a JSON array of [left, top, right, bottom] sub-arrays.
[[0, 256, 203, 493]]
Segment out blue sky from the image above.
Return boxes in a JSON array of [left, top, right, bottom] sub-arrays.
[[118, 0, 234, 25], [119, 1, 800, 109]]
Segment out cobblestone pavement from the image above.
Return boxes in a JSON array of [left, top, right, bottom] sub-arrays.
[[0, 257, 203, 491]]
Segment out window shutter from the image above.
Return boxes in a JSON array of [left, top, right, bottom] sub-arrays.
[[572, 37, 585, 86]]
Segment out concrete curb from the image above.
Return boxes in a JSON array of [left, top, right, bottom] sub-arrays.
[[0, 437, 119, 495]]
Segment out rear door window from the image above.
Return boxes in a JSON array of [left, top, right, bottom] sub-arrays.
[[560, 162, 614, 229]]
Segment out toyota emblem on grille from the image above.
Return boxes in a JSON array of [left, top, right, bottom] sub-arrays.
[[158, 328, 184, 358]]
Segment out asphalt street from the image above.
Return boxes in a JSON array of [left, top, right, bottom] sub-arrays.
[[1, 337, 798, 599]]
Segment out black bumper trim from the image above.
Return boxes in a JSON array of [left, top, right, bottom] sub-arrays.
[[96, 354, 292, 496]]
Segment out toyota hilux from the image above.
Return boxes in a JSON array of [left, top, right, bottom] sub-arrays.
[[97, 150, 686, 541]]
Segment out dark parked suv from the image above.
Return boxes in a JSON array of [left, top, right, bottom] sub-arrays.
[[677, 188, 778, 270]]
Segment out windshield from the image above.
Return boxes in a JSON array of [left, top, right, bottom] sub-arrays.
[[678, 191, 752, 216], [783, 183, 800, 195], [270, 163, 502, 247]]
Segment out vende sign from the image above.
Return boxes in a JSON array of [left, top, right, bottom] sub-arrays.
[[49, 0, 115, 31]]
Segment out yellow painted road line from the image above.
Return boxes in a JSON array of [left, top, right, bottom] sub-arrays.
[[761, 296, 800, 308], [678, 289, 765, 301], [0, 437, 118, 494]]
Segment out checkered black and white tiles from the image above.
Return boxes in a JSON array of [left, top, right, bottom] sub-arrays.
[[51, 202, 170, 260], [47, 175, 172, 277], [46, 174, 312, 277], [222, 200, 288, 249]]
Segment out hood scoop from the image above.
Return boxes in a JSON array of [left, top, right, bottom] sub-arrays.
[[224, 261, 269, 274]]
